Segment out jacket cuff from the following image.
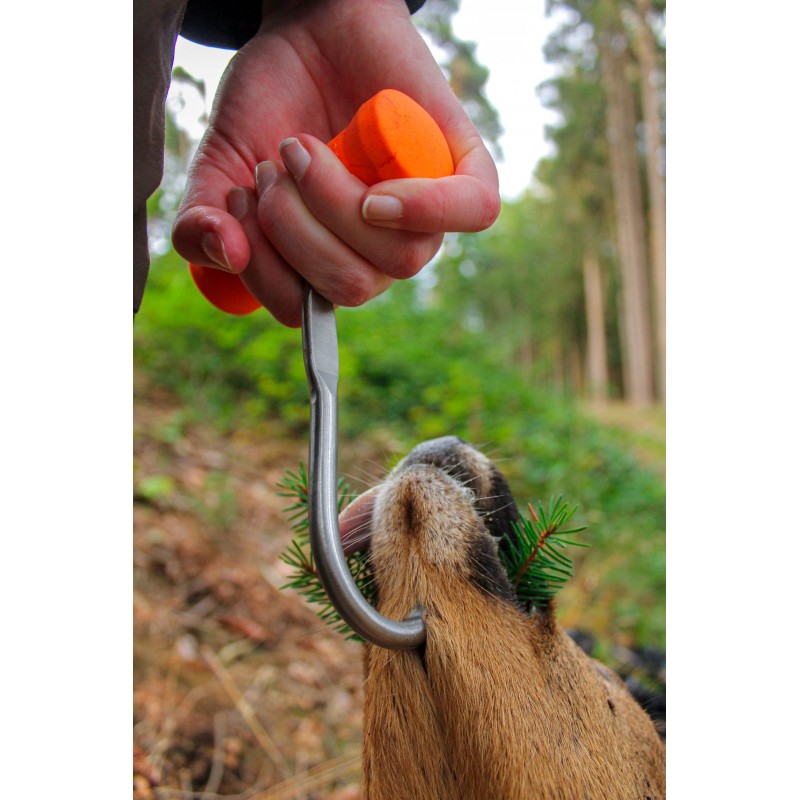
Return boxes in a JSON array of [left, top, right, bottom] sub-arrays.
[[180, 0, 427, 51]]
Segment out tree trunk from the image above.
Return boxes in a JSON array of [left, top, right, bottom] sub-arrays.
[[582, 249, 609, 402], [568, 343, 584, 395], [551, 340, 565, 395], [600, 29, 654, 405], [517, 333, 535, 381], [631, 0, 666, 402]]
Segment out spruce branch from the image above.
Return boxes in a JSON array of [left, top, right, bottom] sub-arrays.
[[277, 464, 589, 638], [500, 496, 589, 611], [277, 466, 374, 642]]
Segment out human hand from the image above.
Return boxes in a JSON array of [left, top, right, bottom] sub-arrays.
[[172, 0, 499, 327]]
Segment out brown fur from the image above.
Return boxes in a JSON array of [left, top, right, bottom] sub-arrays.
[[351, 437, 665, 800]]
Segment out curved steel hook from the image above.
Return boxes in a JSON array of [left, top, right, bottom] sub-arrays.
[[301, 285, 427, 650]]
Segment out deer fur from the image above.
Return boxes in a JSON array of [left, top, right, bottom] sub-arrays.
[[340, 436, 665, 800]]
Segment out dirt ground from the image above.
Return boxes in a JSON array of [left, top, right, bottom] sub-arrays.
[[134, 385, 395, 799], [134, 386, 664, 799]]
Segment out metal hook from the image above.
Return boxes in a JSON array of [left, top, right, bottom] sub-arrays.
[[301, 285, 427, 650]]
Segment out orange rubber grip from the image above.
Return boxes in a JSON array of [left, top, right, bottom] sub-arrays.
[[189, 89, 454, 316]]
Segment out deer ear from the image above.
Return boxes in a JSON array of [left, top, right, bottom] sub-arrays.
[[338, 485, 381, 556]]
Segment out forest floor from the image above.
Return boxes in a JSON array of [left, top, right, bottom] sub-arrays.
[[133, 380, 665, 800], [134, 382, 376, 800]]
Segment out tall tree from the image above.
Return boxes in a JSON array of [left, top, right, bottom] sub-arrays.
[[598, 12, 654, 404], [627, 0, 666, 400], [545, 0, 657, 405], [582, 248, 609, 401], [538, 59, 616, 402]]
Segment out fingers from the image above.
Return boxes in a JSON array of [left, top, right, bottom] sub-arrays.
[[171, 142, 256, 274], [269, 135, 445, 280], [173, 116, 496, 327], [362, 174, 501, 233], [361, 138, 501, 234], [270, 126, 499, 243], [255, 156, 396, 306], [227, 187, 305, 328], [348, 79, 501, 235]]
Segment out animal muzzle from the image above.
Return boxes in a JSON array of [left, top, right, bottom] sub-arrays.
[[338, 436, 520, 556]]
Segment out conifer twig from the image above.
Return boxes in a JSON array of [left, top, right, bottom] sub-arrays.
[[500, 496, 589, 610], [277, 463, 589, 633]]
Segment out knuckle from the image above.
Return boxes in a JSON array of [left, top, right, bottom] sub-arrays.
[[330, 271, 374, 308], [430, 191, 449, 231], [477, 190, 501, 231], [387, 262, 420, 280], [256, 196, 286, 234], [349, 287, 373, 308], [381, 235, 440, 280], [417, 183, 501, 233], [272, 304, 303, 329]]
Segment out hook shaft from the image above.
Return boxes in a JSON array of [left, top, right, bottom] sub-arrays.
[[301, 285, 426, 649]]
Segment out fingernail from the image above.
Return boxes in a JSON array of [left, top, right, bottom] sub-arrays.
[[362, 194, 403, 221], [200, 232, 234, 272], [279, 137, 311, 180], [255, 161, 278, 195], [227, 186, 250, 220]]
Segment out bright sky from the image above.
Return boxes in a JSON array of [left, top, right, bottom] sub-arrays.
[[451, 0, 559, 196], [171, 0, 559, 199]]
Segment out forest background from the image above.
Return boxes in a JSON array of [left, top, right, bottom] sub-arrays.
[[6, 1, 800, 798], [137, 0, 667, 644], [6, 0, 800, 798], [131, 2, 667, 793]]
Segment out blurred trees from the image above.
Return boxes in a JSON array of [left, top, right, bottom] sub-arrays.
[[542, 0, 666, 405], [629, 0, 667, 400], [436, 0, 665, 405], [415, 0, 503, 156], [150, 1, 666, 408]]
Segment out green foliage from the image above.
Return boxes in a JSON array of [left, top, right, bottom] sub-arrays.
[[192, 470, 240, 529], [135, 474, 176, 504], [134, 248, 307, 430], [277, 466, 374, 642], [277, 464, 589, 641], [502, 499, 589, 611]]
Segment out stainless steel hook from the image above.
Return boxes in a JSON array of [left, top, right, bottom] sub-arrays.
[[301, 285, 427, 650]]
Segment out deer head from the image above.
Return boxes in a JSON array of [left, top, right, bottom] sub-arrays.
[[339, 436, 665, 800]]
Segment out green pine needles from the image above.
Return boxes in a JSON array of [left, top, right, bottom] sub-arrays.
[[278, 466, 374, 642], [277, 464, 588, 641], [501, 499, 590, 612]]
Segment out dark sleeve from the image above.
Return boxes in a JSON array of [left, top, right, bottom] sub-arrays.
[[180, 0, 427, 50]]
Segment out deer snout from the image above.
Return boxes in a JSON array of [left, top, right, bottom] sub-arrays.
[[381, 463, 476, 540]]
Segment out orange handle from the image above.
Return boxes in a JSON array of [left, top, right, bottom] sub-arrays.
[[189, 89, 454, 316]]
